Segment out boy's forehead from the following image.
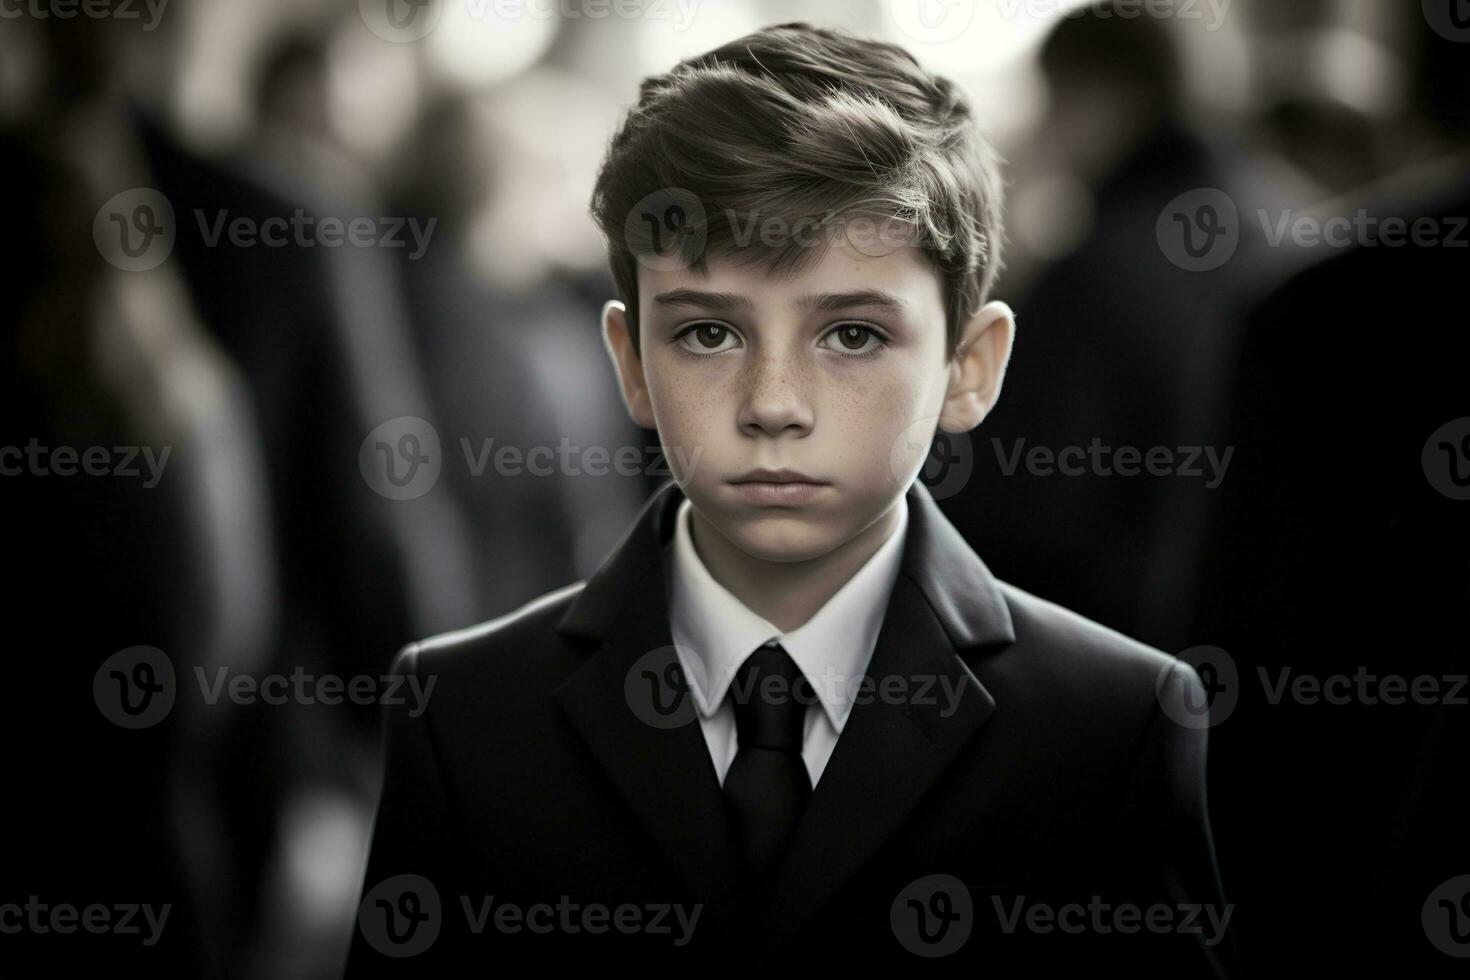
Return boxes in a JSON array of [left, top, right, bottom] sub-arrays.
[[638, 239, 945, 312]]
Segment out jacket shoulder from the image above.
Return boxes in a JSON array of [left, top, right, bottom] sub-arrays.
[[390, 580, 587, 681], [999, 581, 1174, 667], [991, 580, 1204, 719]]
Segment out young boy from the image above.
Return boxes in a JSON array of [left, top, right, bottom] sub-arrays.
[[346, 23, 1234, 976]]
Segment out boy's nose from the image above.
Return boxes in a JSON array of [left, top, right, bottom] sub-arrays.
[[737, 356, 814, 437]]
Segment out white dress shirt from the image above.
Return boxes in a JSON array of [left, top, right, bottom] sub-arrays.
[[661, 494, 910, 788]]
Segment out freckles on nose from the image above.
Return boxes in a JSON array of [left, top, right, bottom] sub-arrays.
[[741, 351, 817, 390], [744, 359, 831, 437], [737, 354, 817, 412]]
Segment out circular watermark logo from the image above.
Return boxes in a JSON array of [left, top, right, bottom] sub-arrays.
[[359, 0, 443, 43], [93, 188, 175, 272], [358, 873, 442, 957], [624, 645, 704, 730], [891, 873, 973, 956], [1156, 188, 1239, 272], [1422, 417, 1470, 500], [887, 0, 977, 45], [1423, 0, 1470, 43], [1423, 874, 1470, 957], [890, 415, 974, 501], [93, 645, 176, 729], [843, 212, 923, 259], [1157, 645, 1238, 729], [624, 188, 707, 273], [359, 416, 443, 500]]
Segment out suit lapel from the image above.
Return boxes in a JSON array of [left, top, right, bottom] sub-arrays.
[[552, 477, 1016, 950], [553, 480, 750, 937]]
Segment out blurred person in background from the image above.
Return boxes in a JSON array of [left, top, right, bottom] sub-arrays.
[[1235, 0, 1410, 201], [953, 0, 1256, 652], [1191, 3, 1470, 973], [382, 71, 649, 602], [135, 12, 484, 974], [1, 10, 271, 977]]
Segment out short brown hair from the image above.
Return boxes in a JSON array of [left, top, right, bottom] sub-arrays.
[[589, 22, 1006, 359]]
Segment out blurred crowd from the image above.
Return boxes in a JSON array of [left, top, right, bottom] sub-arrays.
[[3, 0, 1467, 975]]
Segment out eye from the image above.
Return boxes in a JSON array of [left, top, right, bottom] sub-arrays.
[[820, 321, 887, 357], [673, 320, 742, 357]]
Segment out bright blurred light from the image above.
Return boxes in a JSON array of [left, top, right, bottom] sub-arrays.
[[327, 25, 422, 162], [1305, 30, 1407, 119], [957, 62, 1045, 142], [0, 16, 42, 125], [425, 0, 559, 89], [281, 788, 371, 928], [882, 0, 1098, 76], [1011, 172, 1096, 259], [175, 0, 270, 148], [174, 0, 345, 150], [463, 69, 619, 287], [633, 1, 767, 76]]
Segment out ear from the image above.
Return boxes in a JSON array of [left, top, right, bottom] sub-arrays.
[[601, 299, 657, 429], [938, 300, 1015, 433]]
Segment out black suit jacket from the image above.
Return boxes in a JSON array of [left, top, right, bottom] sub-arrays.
[[345, 477, 1235, 975]]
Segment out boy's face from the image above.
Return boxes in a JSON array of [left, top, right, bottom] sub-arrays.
[[602, 236, 1013, 564]]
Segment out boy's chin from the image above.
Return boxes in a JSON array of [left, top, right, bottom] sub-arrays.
[[710, 509, 852, 564]]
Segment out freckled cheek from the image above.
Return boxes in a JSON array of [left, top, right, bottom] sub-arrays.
[[647, 363, 729, 443], [841, 371, 936, 489], [817, 363, 928, 435]]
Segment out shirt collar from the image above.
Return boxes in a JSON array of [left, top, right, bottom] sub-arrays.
[[664, 494, 910, 732]]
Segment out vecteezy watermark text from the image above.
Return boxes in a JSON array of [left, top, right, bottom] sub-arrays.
[[1259, 666, 1469, 707], [889, 873, 1233, 957], [996, 0, 1230, 30], [1, 440, 170, 488], [459, 894, 701, 943], [991, 894, 1233, 947], [93, 646, 436, 729], [0, 897, 171, 946], [0, 0, 169, 30], [1258, 209, 1468, 250], [460, 437, 701, 479], [992, 437, 1234, 488], [194, 666, 436, 716], [357, 874, 702, 957], [358, 0, 699, 44], [1158, 187, 1468, 271], [359, 416, 697, 500], [194, 209, 438, 260], [623, 645, 978, 731]]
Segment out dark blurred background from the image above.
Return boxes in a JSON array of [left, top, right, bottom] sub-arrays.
[[3, 0, 1467, 975]]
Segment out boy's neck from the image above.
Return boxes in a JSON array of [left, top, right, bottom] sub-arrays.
[[686, 501, 903, 633]]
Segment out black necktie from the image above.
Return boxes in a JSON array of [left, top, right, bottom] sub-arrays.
[[723, 642, 814, 897]]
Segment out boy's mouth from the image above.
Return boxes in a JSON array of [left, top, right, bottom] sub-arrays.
[[729, 468, 826, 485], [727, 469, 830, 506]]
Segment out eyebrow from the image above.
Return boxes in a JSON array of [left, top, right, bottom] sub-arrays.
[[651, 289, 753, 311], [798, 290, 907, 313], [650, 288, 906, 313]]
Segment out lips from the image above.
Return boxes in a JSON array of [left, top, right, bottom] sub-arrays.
[[729, 469, 827, 485], [726, 470, 830, 506]]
